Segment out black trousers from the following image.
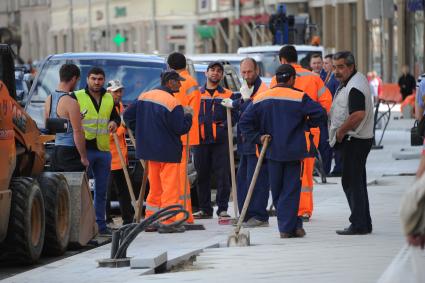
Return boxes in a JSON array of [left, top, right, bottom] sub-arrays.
[[51, 145, 85, 172], [193, 143, 230, 216], [106, 169, 134, 224], [340, 137, 373, 232]]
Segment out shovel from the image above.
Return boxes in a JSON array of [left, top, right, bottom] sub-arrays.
[[227, 136, 270, 247], [220, 107, 239, 225]]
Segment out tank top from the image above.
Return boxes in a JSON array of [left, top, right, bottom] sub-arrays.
[[50, 90, 75, 146]]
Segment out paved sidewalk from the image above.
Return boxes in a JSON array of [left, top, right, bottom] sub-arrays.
[[3, 115, 424, 283]]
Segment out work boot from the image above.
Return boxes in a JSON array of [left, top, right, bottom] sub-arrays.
[[99, 227, 113, 237], [218, 211, 231, 218], [294, 228, 306, 238], [301, 213, 310, 222], [193, 210, 213, 219], [242, 218, 269, 228], [280, 232, 293, 238], [158, 225, 186, 234]]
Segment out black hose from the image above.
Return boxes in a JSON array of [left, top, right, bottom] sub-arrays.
[[111, 204, 189, 259]]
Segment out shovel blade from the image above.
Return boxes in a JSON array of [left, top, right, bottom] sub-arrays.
[[227, 230, 250, 247]]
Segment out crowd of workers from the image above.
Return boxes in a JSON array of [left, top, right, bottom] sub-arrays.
[[44, 45, 376, 238]]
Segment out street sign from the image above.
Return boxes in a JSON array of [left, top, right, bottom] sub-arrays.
[[113, 33, 126, 47]]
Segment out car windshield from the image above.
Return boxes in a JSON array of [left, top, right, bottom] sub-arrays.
[[30, 58, 164, 104], [26, 58, 165, 128], [244, 51, 319, 78]]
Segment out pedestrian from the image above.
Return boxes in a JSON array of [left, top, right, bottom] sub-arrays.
[[221, 57, 270, 227], [398, 65, 416, 101], [309, 52, 323, 75], [415, 77, 425, 121], [167, 52, 201, 224], [74, 67, 121, 236], [369, 71, 382, 105], [192, 61, 236, 220], [270, 45, 332, 222], [309, 53, 334, 176], [329, 51, 374, 235], [123, 70, 193, 233], [44, 63, 89, 172], [321, 54, 342, 177], [239, 64, 326, 238], [105, 80, 133, 226]]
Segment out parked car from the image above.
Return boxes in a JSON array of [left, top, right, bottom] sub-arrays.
[[237, 44, 325, 77], [24, 52, 197, 213], [188, 53, 272, 79]]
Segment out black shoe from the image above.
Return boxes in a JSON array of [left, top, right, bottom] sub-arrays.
[[336, 226, 368, 235], [280, 232, 294, 238], [328, 171, 342, 177], [294, 228, 306, 238], [193, 210, 213, 219], [99, 227, 113, 236]]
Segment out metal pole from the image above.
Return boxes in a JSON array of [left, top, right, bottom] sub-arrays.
[[70, 0, 74, 52], [380, 0, 385, 81], [106, 0, 111, 51], [151, 0, 158, 51], [234, 0, 240, 50], [88, 0, 92, 51]]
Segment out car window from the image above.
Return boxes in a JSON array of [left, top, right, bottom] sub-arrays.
[[26, 58, 165, 128], [196, 71, 206, 87]]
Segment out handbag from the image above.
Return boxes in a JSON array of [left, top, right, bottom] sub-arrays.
[[411, 120, 423, 146]]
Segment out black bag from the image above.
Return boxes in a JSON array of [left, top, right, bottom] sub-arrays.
[[418, 117, 425, 138], [411, 120, 424, 146]]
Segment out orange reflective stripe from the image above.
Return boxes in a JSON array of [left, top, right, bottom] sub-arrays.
[[212, 122, 217, 140], [200, 123, 205, 140], [139, 89, 180, 112], [253, 87, 304, 104], [255, 144, 260, 158]]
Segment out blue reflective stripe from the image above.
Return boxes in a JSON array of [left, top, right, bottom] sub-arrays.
[[318, 86, 327, 98]]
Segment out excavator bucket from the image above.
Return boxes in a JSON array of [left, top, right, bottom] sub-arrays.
[[62, 172, 98, 247]]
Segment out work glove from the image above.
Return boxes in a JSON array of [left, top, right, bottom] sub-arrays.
[[240, 79, 254, 100], [183, 106, 194, 116], [221, 98, 234, 109]]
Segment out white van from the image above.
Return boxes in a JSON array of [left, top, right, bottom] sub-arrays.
[[237, 45, 325, 78]]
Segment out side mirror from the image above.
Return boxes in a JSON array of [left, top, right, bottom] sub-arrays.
[[45, 117, 69, 134]]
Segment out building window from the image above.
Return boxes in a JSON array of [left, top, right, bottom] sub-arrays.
[[54, 35, 58, 53], [63, 34, 67, 52]]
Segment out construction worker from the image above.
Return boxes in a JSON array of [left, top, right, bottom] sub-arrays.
[[310, 53, 333, 175], [123, 70, 193, 233], [44, 63, 89, 172], [193, 61, 236, 220], [221, 57, 269, 227], [239, 64, 326, 238], [270, 45, 332, 222], [167, 52, 201, 224], [105, 80, 133, 226], [74, 67, 121, 236]]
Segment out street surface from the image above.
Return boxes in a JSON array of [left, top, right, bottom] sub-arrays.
[[2, 111, 425, 283]]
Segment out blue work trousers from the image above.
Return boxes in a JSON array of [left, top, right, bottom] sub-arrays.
[[318, 123, 332, 175], [236, 154, 269, 222], [268, 159, 303, 233], [193, 143, 230, 216], [87, 149, 112, 232]]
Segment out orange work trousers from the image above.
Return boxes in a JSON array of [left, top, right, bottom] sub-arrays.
[[178, 145, 194, 224], [145, 161, 181, 224], [298, 128, 320, 217]]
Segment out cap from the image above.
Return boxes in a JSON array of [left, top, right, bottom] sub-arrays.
[[107, 80, 124, 92], [160, 70, 186, 84], [275, 64, 296, 81], [207, 61, 224, 72]]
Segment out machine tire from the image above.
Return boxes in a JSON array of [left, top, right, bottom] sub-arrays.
[[38, 172, 71, 256], [2, 177, 45, 264]]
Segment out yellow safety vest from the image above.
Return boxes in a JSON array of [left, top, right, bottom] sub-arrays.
[[74, 89, 114, 151]]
